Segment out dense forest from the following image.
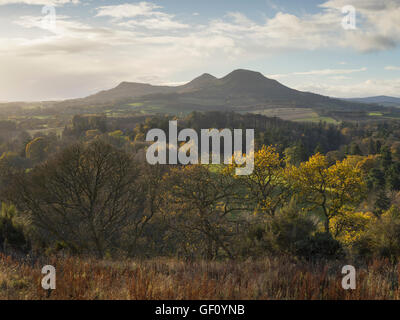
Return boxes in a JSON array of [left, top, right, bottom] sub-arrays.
[[1, 111, 400, 264]]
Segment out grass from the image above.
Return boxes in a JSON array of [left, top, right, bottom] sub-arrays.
[[294, 116, 340, 124], [250, 108, 340, 124], [1, 253, 400, 300], [251, 108, 317, 121], [368, 112, 383, 116], [27, 127, 64, 136]]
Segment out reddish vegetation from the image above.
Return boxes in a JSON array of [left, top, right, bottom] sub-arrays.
[[1, 254, 400, 300]]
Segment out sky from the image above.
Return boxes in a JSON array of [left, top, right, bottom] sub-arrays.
[[1, 0, 400, 101]]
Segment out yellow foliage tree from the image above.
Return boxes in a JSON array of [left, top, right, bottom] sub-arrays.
[[330, 211, 375, 246], [286, 153, 367, 234], [225, 145, 287, 218]]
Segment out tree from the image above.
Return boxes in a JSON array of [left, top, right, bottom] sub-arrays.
[[381, 146, 393, 170], [314, 143, 324, 155], [367, 167, 385, 190], [0, 151, 27, 169], [284, 141, 307, 166], [225, 145, 287, 218], [286, 153, 366, 234], [386, 162, 400, 192], [10, 141, 148, 258], [25, 137, 48, 162], [161, 165, 240, 260], [374, 190, 391, 216], [0, 203, 29, 254], [368, 139, 376, 155], [350, 143, 362, 156]]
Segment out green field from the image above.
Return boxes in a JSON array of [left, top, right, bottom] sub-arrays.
[[251, 108, 339, 124], [295, 116, 340, 124]]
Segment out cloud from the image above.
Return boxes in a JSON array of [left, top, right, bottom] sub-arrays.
[[292, 78, 400, 98], [2, 0, 400, 100], [96, 2, 162, 19], [118, 16, 189, 30], [269, 67, 367, 79], [2, 10, 239, 100], [321, 0, 400, 52], [96, 2, 189, 30], [0, 0, 78, 6], [385, 65, 400, 71], [202, 0, 400, 54]]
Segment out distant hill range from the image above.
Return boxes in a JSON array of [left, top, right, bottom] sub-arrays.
[[3, 69, 394, 123], [343, 96, 400, 108], [67, 69, 375, 113]]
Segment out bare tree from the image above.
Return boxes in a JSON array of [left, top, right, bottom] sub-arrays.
[[161, 165, 242, 260], [10, 140, 149, 258]]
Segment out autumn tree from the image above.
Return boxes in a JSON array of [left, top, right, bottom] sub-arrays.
[[225, 145, 288, 218], [286, 153, 366, 234]]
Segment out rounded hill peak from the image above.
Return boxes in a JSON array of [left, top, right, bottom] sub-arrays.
[[222, 69, 267, 82]]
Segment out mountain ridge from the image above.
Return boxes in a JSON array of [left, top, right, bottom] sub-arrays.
[[344, 96, 400, 107], [54, 69, 383, 116], [83, 69, 332, 105]]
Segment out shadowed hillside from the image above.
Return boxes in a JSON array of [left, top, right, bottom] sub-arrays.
[[64, 69, 374, 113]]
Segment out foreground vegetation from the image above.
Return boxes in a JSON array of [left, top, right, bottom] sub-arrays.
[[1, 254, 400, 300]]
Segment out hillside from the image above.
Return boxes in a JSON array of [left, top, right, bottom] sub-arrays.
[[344, 96, 400, 107], [70, 69, 372, 113]]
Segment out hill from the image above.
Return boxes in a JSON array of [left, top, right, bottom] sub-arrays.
[[3, 69, 395, 123], [69, 69, 375, 116], [344, 96, 400, 107]]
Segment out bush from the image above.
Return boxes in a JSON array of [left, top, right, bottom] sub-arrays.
[[0, 203, 29, 253], [267, 206, 317, 257], [354, 206, 400, 262], [242, 201, 342, 260], [296, 232, 344, 261]]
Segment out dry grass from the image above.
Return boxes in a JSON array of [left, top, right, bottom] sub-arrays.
[[1, 254, 400, 300]]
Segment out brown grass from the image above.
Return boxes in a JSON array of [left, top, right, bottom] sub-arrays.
[[1, 254, 400, 300]]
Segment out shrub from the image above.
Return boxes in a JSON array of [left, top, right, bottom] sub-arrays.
[[354, 206, 400, 262], [296, 232, 344, 261], [0, 203, 29, 253]]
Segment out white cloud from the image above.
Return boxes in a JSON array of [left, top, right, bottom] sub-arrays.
[[96, 2, 188, 30], [385, 65, 400, 71], [292, 78, 400, 98], [201, 1, 400, 54], [0, 0, 78, 6], [1, 11, 239, 100], [269, 67, 367, 79], [96, 2, 162, 19], [321, 0, 400, 52], [118, 16, 189, 30]]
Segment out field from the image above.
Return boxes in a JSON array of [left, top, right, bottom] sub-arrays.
[[1, 254, 400, 300], [250, 108, 339, 124]]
